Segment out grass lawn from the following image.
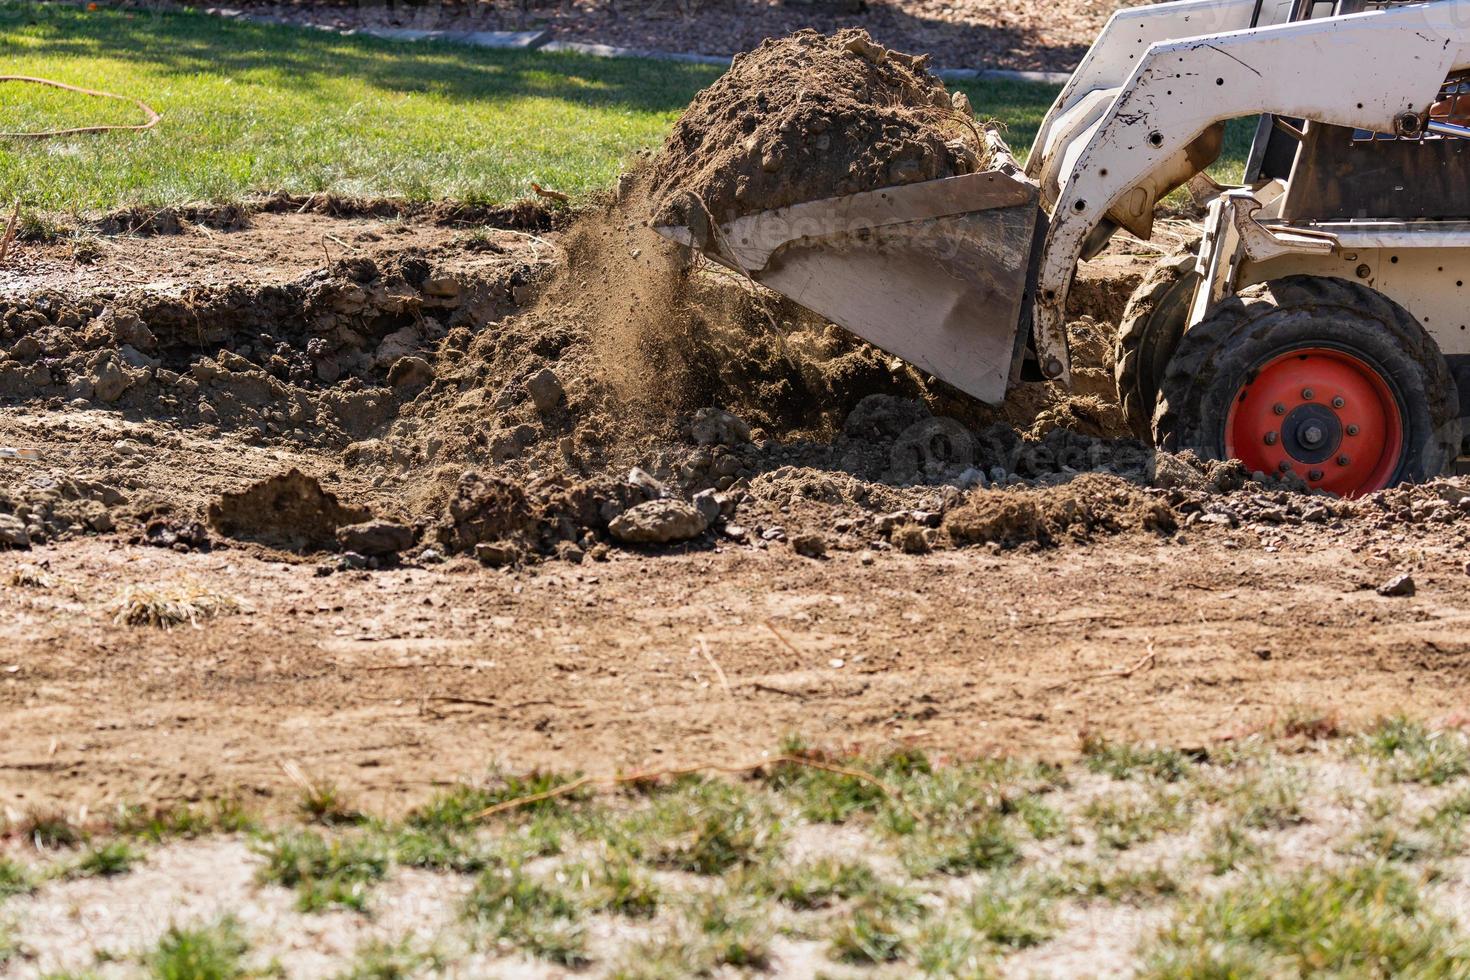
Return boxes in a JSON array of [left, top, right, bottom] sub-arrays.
[[6, 721, 1470, 975], [0, 2, 1251, 215], [0, 1, 721, 211]]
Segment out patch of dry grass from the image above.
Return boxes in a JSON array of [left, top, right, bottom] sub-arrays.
[[6, 564, 56, 588], [105, 580, 241, 629]]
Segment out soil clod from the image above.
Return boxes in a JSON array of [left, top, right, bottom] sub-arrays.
[[609, 498, 709, 545], [208, 469, 370, 552]]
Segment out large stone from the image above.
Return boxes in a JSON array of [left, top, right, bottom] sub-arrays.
[[1377, 572, 1416, 597], [526, 367, 564, 413], [609, 499, 708, 545], [0, 513, 30, 550], [690, 407, 751, 446], [118, 344, 160, 370], [336, 520, 416, 557], [474, 541, 520, 567], [790, 532, 827, 558], [374, 325, 422, 368], [1149, 451, 1207, 491], [91, 358, 129, 403], [388, 356, 434, 393]]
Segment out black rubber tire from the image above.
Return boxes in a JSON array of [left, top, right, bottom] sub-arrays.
[[1153, 276, 1461, 491], [1114, 243, 1201, 441]]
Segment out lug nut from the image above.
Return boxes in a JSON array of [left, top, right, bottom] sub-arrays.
[[1346, 424, 1359, 436], [1278, 460, 1293, 472], [1308, 469, 1324, 481], [1338, 454, 1351, 466], [1264, 431, 1278, 445], [1302, 388, 1315, 400], [1332, 396, 1345, 409], [1273, 403, 1287, 416]]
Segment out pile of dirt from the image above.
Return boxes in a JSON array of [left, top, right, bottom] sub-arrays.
[[649, 28, 985, 228], [943, 472, 1178, 549], [207, 469, 371, 551], [4, 130, 1445, 567]]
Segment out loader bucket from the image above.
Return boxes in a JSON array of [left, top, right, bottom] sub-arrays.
[[656, 166, 1042, 405]]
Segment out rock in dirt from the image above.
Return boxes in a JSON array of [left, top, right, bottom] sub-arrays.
[[0, 514, 30, 549], [474, 541, 520, 567], [336, 520, 416, 557], [649, 29, 985, 228], [90, 357, 130, 403], [1377, 572, 1416, 597], [1149, 451, 1208, 491], [526, 367, 565, 413], [144, 519, 209, 551], [790, 532, 828, 558], [388, 356, 434, 393], [609, 499, 709, 545], [690, 407, 752, 447], [208, 469, 371, 552], [891, 525, 932, 554], [692, 488, 725, 525]]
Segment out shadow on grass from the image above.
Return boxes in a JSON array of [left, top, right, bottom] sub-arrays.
[[0, 1, 720, 113]]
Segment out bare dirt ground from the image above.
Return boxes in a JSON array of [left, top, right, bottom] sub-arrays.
[[3, 204, 1469, 823], [7, 519, 1470, 817]]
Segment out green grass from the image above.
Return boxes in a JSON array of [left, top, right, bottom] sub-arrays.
[[65, 840, 141, 879], [297, 781, 364, 827], [612, 891, 772, 978], [16, 809, 81, 850], [463, 863, 588, 966], [901, 813, 1023, 877], [1085, 790, 1194, 852], [255, 830, 390, 913], [1204, 821, 1268, 876], [408, 770, 583, 831], [829, 887, 924, 964], [1355, 718, 1470, 785], [148, 918, 249, 980], [776, 858, 883, 910], [967, 881, 1057, 950], [0, 856, 34, 898], [333, 938, 441, 980], [1140, 863, 1470, 977], [564, 857, 660, 918], [388, 827, 494, 874], [111, 799, 256, 842], [1082, 737, 1195, 783], [0, 1, 716, 211], [1043, 861, 1181, 903], [625, 778, 782, 876]]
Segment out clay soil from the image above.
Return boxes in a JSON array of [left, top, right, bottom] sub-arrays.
[[4, 207, 1470, 818]]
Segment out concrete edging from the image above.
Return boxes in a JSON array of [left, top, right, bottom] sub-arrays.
[[204, 7, 1071, 85]]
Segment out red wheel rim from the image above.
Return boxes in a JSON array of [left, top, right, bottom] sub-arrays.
[[1225, 347, 1404, 498]]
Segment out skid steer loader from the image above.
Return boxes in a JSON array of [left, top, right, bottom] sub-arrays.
[[657, 0, 1470, 497]]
